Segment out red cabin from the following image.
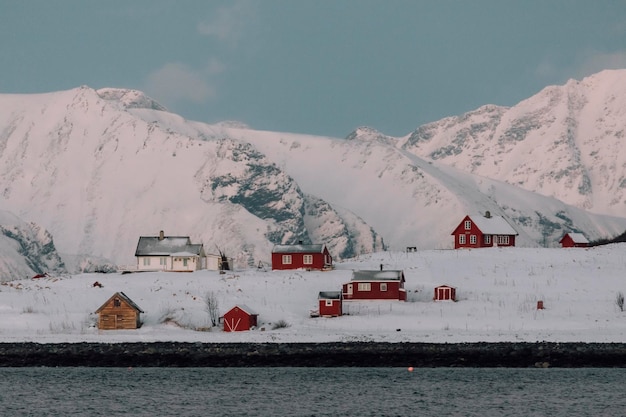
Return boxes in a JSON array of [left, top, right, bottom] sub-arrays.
[[342, 270, 406, 301], [318, 291, 342, 317], [451, 212, 517, 249], [434, 285, 456, 301], [559, 232, 589, 248], [271, 243, 333, 270], [223, 305, 258, 332]]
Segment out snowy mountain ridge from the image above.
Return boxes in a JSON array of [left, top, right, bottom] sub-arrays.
[[0, 70, 625, 278]]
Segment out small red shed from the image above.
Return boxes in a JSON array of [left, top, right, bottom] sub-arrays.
[[318, 291, 342, 317], [271, 243, 333, 271], [223, 305, 258, 332], [451, 211, 518, 249], [434, 285, 456, 301], [342, 270, 406, 301], [559, 232, 589, 248]]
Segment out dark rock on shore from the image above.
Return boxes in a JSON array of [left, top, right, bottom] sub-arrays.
[[0, 342, 625, 367]]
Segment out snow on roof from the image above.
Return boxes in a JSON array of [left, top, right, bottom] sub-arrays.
[[272, 244, 325, 254], [468, 215, 518, 235], [351, 270, 405, 281], [135, 236, 204, 256], [318, 291, 342, 299], [227, 304, 258, 316], [563, 233, 589, 244], [95, 291, 144, 313]]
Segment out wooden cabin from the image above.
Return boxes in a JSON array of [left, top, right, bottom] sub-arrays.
[[434, 285, 456, 301], [318, 291, 342, 317], [271, 243, 333, 270], [451, 212, 518, 249], [559, 232, 589, 248], [223, 305, 258, 332], [342, 269, 407, 301], [95, 292, 144, 330]]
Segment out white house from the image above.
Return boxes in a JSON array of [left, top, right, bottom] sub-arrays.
[[134, 231, 206, 272]]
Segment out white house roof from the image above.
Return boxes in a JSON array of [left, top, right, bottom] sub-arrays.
[[135, 235, 204, 257], [228, 304, 258, 316], [272, 244, 326, 254], [351, 270, 405, 282], [563, 233, 589, 244], [468, 215, 517, 235]]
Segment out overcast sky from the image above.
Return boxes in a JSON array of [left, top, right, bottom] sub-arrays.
[[2, 1, 626, 138]]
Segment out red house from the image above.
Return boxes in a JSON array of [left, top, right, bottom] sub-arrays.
[[434, 285, 456, 301], [342, 270, 406, 301], [559, 232, 589, 248], [318, 291, 342, 317], [451, 212, 517, 249], [223, 305, 258, 332], [271, 243, 333, 270]]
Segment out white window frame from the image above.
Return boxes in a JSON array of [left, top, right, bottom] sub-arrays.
[[358, 282, 371, 292], [380, 283, 388, 292], [484, 235, 491, 245], [282, 254, 292, 265], [470, 235, 477, 244], [303, 254, 313, 265], [497, 235, 509, 245], [143, 257, 150, 266], [325, 299, 333, 307], [459, 235, 466, 245], [160, 257, 167, 266], [464, 220, 471, 230]]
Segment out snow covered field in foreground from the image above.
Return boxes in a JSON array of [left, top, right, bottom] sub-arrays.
[[1, 246, 625, 344]]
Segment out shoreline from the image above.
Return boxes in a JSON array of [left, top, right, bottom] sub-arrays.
[[1, 342, 625, 367]]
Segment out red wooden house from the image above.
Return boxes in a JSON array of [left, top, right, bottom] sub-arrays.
[[342, 270, 406, 301], [318, 291, 342, 317], [271, 243, 333, 270], [451, 211, 517, 249], [223, 305, 258, 332], [434, 285, 456, 301], [559, 232, 589, 248]]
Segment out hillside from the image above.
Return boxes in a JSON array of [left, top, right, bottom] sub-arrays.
[[1, 246, 625, 344]]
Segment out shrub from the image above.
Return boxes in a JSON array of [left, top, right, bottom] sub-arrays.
[[271, 319, 290, 330], [616, 291, 624, 312]]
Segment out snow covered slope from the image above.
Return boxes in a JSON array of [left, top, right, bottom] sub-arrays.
[[0, 71, 625, 273]]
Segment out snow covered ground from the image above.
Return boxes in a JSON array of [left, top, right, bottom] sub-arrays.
[[1, 246, 625, 344]]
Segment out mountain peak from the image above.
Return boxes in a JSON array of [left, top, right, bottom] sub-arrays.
[[96, 88, 167, 111]]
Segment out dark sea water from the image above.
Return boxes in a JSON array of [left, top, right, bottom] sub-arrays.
[[0, 367, 624, 416]]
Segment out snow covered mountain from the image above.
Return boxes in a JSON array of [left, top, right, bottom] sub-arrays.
[[0, 72, 625, 276], [399, 69, 626, 216]]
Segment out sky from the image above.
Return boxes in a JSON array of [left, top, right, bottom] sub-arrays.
[[2, 1, 626, 138]]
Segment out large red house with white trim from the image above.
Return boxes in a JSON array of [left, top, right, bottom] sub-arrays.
[[451, 212, 518, 249], [271, 243, 333, 270], [559, 232, 589, 248], [342, 270, 406, 301]]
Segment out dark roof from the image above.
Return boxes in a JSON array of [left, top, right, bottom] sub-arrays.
[[351, 270, 405, 282], [318, 291, 342, 300], [95, 291, 144, 313], [272, 244, 326, 254], [135, 236, 205, 257]]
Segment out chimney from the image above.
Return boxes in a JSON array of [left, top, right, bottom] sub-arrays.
[[380, 263, 383, 271], [159, 230, 165, 240], [484, 211, 491, 218]]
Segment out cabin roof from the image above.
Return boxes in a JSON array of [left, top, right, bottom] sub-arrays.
[[351, 270, 405, 282], [318, 291, 342, 300], [135, 236, 204, 257], [95, 291, 144, 313], [562, 232, 589, 244], [226, 304, 258, 316], [467, 215, 517, 235], [272, 244, 326, 254]]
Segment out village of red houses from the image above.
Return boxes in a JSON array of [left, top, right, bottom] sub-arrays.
[[93, 212, 591, 332]]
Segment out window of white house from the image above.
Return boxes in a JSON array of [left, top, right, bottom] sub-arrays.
[[459, 235, 466, 244], [470, 235, 477, 244], [183, 258, 188, 267], [484, 235, 491, 244], [160, 257, 167, 266], [325, 299, 333, 306], [497, 235, 509, 245], [380, 283, 388, 291], [282, 255, 292, 264], [303, 255, 313, 265], [464, 220, 471, 230], [143, 258, 150, 266], [358, 282, 371, 291]]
